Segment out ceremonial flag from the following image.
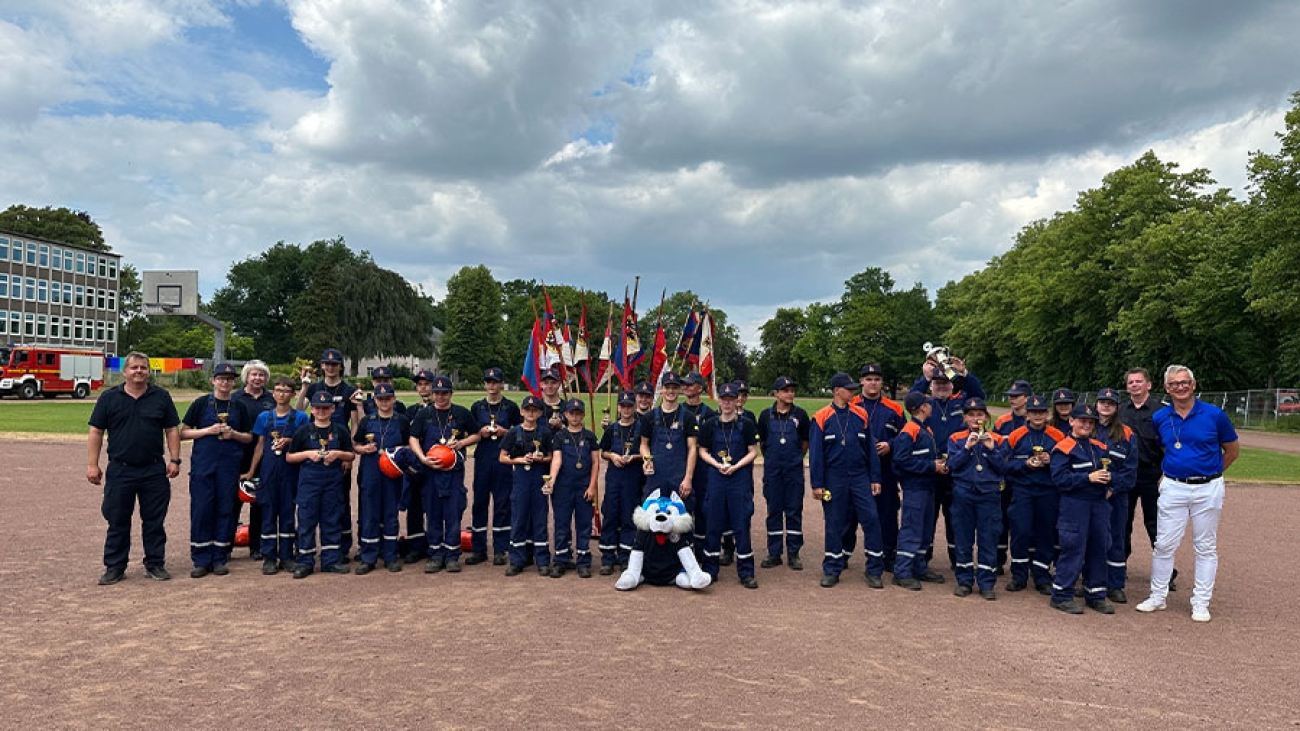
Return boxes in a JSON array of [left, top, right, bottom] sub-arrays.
[[697, 310, 716, 399], [541, 287, 567, 383], [624, 296, 644, 372], [676, 309, 700, 361], [574, 300, 594, 394], [595, 302, 615, 389], [649, 320, 668, 388], [520, 318, 544, 397]]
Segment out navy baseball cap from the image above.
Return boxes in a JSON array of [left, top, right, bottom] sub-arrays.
[[904, 391, 928, 412], [718, 382, 739, 399], [371, 365, 393, 379], [414, 369, 435, 383], [310, 391, 335, 407], [618, 390, 635, 405], [634, 380, 654, 396], [684, 372, 705, 386], [735, 380, 750, 393], [829, 372, 855, 391], [1096, 387, 1121, 403], [430, 375, 453, 392], [661, 371, 683, 386], [541, 368, 560, 382], [961, 397, 988, 413], [373, 382, 396, 398], [213, 363, 238, 378], [1053, 388, 1076, 404], [1005, 380, 1033, 397], [483, 367, 504, 382], [320, 348, 344, 364], [860, 363, 884, 377], [1026, 395, 1050, 411], [930, 371, 951, 382], [564, 398, 585, 412], [1070, 403, 1098, 420], [521, 395, 543, 411], [773, 376, 797, 390]]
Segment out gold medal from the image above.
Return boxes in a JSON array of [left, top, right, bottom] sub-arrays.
[[976, 464, 983, 471], [576, 462, 583, 470], [439, 437, 447, 445], [1174, 441, 1182, 449], [780, 437, 787, 444], [666, 442, 673, 450]]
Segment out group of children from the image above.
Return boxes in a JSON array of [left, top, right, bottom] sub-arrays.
[[181, 348, 1137, 614]]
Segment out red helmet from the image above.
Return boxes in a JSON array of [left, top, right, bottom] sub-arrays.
[[238, 479, 259, 504], [460, 528, 473, 553], [379, 449, 403, 479], [234, 523, 250, 547], [426, 444, 456, 470]]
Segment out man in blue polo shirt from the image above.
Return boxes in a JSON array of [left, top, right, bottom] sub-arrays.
[[1135, 365, 1238, 623]]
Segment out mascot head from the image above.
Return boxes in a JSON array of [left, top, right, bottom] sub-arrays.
[[632, 489, 694, 536]]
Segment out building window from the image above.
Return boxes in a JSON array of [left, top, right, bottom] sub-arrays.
[[52, 248, 62, 270], [76, 252, 85, 273], [87, 255, 96, 277], [96, 321, 106, 341], [37, 314, 47, 337], [64, 253, 73, 272], [0, 237, 7, 260], [10, 240, 21, 262], [24, 313, 35, 337], [108, 259, 118, 279], [74, 319, 83, 340], [39, 245, 49, 267], [0, 274, 7, 298], [25, 242, 35, 264], [0, 310, 6, 335], [96, 289, 106, 310], [75, 285, 84, 307], [61, 318, 71, 339], [97, 257, 107, 277], [25, 278, 35, 301], [62, 283, 72, 304], [106, 321, 116, 343], [107, 290, 116, 311], [37, 280, 48, 303]]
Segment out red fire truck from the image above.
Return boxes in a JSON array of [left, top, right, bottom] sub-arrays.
[[0, 344, 105, 399]]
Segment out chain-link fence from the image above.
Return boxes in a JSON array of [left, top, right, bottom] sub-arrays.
[[1073, 389, 1300, 431]]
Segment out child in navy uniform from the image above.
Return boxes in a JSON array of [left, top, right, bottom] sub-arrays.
[[287, 391, 355, 579], [242, 375, 310, 574], [549, 399, 599, 578], [946, 397, 1009, 599], [352, 383, 410, 574], [598, 391, 643, 574], [499, 395, 554, 575]]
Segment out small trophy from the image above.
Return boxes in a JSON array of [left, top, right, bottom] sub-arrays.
[[526, 439, 541, 471], [542, 474, 553, 496], [318, 436, 329, 457], [644, 455, 655, 475], [821, 489, 832, 502], [1101, 458, 1112, 472], [489, 415, 499, 440], [271, 429, 282, 456], [217, 411, 229, 440], [1031, 444, 1044, 466], [623, 441, 632, 458], [718, 449, 732, 467], [366, 432, 376, 451]]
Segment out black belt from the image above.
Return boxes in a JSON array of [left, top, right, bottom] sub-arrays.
[[1168, 473, 1222, 485]]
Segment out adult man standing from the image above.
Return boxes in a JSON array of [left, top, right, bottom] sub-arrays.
[[851, 364, 905, 571], [1136, 365, 1238, 622], [87, 352, 182, 585], [1118, 367, 1175, 588], [756, 376, 810, 570], [468, 367, 521, 565]]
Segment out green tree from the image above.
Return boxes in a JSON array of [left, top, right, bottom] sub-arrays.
[[289, 259, 343, 361], [440, 265, 504, 382], [337, 262, 440, 376], [0, 205, 107, 251], [750, 307, 810, 390]]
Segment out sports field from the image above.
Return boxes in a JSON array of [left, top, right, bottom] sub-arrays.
[[1, 436, 1296, 728]]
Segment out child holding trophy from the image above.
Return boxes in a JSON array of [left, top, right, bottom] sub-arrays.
[[696, 382, 760, 588], [499, 395, 554, 575], [1048, 403, 1115, 615], [286, 391, 355, 579], [242, 376, 310, 574], [180, 363, 254, 578]]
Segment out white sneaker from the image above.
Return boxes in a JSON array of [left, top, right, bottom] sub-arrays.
[[1135, 597, 1167, 613], [1191, 607, 1212, 623]]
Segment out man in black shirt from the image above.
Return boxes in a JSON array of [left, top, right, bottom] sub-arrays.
[[1118, 367, 1177, 589], [87, 351, 182, 585]]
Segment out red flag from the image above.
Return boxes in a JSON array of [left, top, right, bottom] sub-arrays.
[[649, 321, 668, 386], [542, 286, 568, 385], [697, 310, 716, 399], [520, 318, 544, 397], [595, 302, 614, 389]]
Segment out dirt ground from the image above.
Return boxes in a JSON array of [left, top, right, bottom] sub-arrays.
[[1, 438, 1296, 730]]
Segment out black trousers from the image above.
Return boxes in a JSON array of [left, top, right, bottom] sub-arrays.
[[102, 461, 171, 570], [1125, 469, 1161, 557]]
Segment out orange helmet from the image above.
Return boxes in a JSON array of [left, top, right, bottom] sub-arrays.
[[460, 528, 473, 553], [426, 444, 456, 470], [238, 478, 259, 504], [379, 449, 403, 479], [234, 523, 250, 547]]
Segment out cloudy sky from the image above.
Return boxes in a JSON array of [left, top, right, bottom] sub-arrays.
[[2, 0, 1297, 345]]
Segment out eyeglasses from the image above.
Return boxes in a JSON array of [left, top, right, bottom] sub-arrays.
[[1166, 381, 1193, 390], [272, 388, 295, 393]]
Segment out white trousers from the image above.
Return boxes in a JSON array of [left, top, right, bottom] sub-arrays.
[[1148, 476, 1225, 610]]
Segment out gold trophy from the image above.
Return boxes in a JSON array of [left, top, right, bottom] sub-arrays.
[[1101, 458, 1112, 472], [489, 414, 499, 440], [271, 430, 282, 456], [526, 439, 541, 471], [1031, 445, 1045, 467], [318, 436, 329, 457], [718, 449, 732, 467], [542, 474, 553, 495], [643, 455, 655, 476], [217, 411, 229, 440], [922, 341, 961, 380], [366, 432, 376, 451]]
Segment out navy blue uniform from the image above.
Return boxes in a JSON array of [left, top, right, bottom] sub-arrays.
[[501, 424, 553, 568], [89, 384, 180, 573], [291, 422, 353, 570], [681, 401, 717, 547], [402, 398, 433, 560], [639, 406, 700, 501], [551, 427, 598, 569], [251, 408, 309, 564], [993, 411, 1028, 570], [469, 397, 521, 557], [1050, 435, 1111, 604], [891, 419, 940, 580], [1095, 422, 1138, 591], [848, 395, 905, 569], [946, 429, 1009, 591], [599, 420, 643, 568], [409, 404, 477, 562], [354, 412, 411, 566], [698, 416, 758, 579], [182, 395, 253, 569], [809, 402, 884, 578], [304, 380, 358, 555], [756, 402, 810, 560], [1003, 424, 1065, 589], [919, 394, 966, 569], [235, 388, 274, 556]]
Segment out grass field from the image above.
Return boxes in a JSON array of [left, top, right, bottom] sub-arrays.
[[5, 390, 1298, 482]]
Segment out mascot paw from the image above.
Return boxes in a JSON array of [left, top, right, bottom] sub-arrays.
[[675, 569, 712, 590], [615, 571, 644, 591]]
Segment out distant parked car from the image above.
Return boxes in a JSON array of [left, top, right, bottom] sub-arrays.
[[1278, 391, 1300, 415]]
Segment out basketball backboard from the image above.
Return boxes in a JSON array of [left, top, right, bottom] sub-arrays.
[[141, 270, 199, 316]]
